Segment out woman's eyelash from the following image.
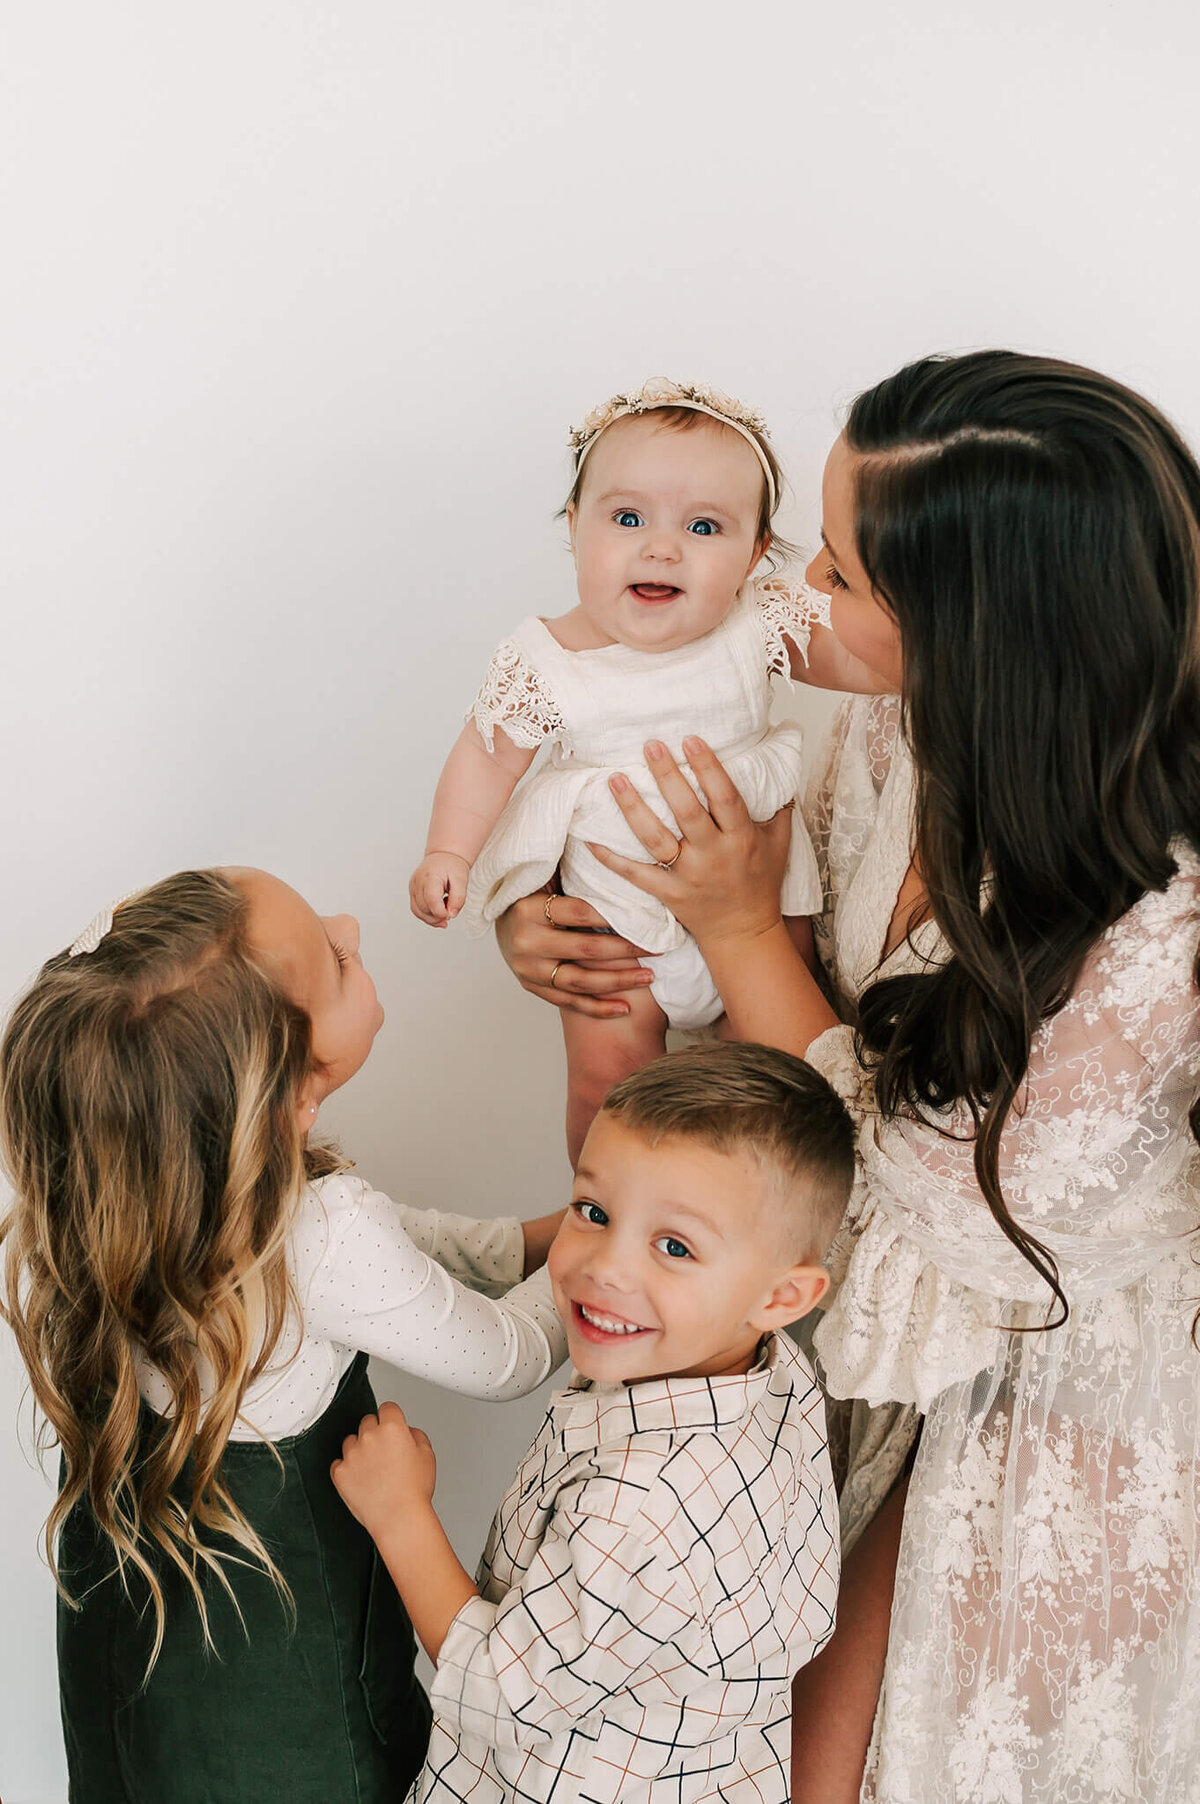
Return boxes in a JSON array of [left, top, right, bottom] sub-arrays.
[[331, 942, 348, 970], [826, 560, 847, 591]]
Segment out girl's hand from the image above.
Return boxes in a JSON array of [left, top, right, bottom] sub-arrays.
[[331, 1402, 437, 1534], [589, 737, 792, 950], [410, 853, 471, 927], [495, 890, 655, 1019]]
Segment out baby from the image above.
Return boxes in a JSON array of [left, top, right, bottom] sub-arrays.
[[332, 1041, 853, 1804], [410, 378, 829, 1163]]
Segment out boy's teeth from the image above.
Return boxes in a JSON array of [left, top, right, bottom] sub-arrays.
[[580, 1304, 642, 1334]]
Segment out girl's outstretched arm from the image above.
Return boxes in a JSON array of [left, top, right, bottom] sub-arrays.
[[587, 737, 839, 1058], [411, 724, 537, 926]]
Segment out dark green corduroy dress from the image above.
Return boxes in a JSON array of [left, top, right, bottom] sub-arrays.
[[57, 1353, 431, 1803]]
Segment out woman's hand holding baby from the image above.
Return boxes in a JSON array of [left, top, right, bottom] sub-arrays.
[[593, 736, 839, 1057], [495, 891, 655, 1017], [593, 737, 794, 947], [410, 852, 471, 927]]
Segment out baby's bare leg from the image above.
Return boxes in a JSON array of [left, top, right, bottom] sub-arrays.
[[562, 985, 669, 1167]]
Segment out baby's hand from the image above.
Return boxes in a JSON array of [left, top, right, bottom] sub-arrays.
[[410, 852, 471, 927], [331, 1402, 437, 1536]]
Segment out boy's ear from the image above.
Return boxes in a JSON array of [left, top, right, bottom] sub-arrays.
[[751, 1263, 830, 1332]]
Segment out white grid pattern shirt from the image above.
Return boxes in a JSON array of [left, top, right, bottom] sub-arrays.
[[413, 1333, 839, 1803]]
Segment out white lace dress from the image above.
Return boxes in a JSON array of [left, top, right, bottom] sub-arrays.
[[803, 697, 1200, 1803], [460, 578, 825, 1030]]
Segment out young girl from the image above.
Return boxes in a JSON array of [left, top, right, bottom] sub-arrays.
[[409, 377, 830, 1163], [0, 867, 567, 1804]]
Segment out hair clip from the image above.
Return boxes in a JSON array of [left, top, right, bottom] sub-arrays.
[[68, 891, 140, 958]]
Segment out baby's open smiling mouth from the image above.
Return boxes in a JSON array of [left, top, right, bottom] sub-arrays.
[[629, 583, 681, 603]]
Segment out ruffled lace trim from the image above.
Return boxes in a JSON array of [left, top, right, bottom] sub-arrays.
[[752, 576, 831, 681], [815, 1209, 1004, 1412], [469, 639, 568, 753]]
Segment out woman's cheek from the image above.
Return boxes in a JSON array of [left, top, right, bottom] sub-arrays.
[[832, 594, 901, 679]]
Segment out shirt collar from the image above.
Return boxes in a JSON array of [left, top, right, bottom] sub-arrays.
[[550, 1334, 790, 1454]]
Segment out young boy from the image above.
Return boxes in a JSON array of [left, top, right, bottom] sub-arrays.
[[332, 1043, 855, 1803]]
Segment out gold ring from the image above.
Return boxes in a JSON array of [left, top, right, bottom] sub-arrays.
[[658, 843, 683, 870], [549, 962, 562, 989], [543, 893, 556, 926]]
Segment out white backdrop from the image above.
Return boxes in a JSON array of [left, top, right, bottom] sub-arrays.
[[2, 3, 1199, 1796]]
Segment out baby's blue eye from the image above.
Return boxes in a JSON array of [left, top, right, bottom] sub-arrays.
[[653, 1235, 693, 1259], [575, 1200, 609, 1226], [687, 519, 718, 536], [615, 510, 643, 529]]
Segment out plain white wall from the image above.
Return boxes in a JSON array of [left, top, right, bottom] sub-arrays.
[[3, 2, 1199, 1795]]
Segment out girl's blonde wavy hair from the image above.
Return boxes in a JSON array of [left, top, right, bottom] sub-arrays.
[[0, 868, 345, 1673]]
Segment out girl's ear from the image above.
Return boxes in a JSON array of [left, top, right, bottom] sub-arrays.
[[748, 531, 771, 576], [751, 1263, 830, 1332], [566, 500, 578, 553]]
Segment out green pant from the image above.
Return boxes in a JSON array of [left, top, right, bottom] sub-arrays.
[[58, 1353, 431, 1803]]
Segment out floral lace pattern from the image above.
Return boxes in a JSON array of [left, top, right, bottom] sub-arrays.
[[801, 698, 1200, 1801], [752, 577, 830, 680], [469, 639, 568, 753]]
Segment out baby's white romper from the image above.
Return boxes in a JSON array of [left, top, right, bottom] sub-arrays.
[[462, 577, 825, 1030]]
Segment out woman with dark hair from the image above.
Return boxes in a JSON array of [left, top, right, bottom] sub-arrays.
[[498, 353, 1200, 1800]]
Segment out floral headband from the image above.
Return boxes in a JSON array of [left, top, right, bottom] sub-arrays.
[[569, 377, 778, 512]]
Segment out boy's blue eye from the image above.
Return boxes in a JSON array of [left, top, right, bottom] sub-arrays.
[[687, 519, 718, 536], [575, 1200, 608, 1226], [614, 510, 643, 529], [653, 1235, 693, 1259]]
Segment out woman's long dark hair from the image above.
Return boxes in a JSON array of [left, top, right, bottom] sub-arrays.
[[848, 352, 1200, 1325]]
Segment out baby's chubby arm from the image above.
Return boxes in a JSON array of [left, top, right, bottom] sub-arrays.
[[411, 724, 537, 926], [331, 1402, 476, 1662]]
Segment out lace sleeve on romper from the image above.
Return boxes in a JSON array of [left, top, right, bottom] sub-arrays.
[[469, 638, 568, 753], [752, 575, 833, 679]]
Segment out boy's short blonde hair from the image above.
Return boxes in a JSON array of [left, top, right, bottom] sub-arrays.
[[601, 1042, 856, 1264]]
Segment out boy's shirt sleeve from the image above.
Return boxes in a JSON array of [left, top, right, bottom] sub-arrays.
[[429, 1503, 706, 1752]]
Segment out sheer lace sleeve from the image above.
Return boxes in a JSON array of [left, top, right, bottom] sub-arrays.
[[814, 852, 1200, 1413], [469, 638, 568, 753], [751, 574, 832, 680]]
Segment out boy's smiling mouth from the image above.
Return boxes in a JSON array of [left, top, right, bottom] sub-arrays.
[[573, 1301, 652, 1340]]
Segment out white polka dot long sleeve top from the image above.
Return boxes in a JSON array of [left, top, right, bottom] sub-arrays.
[[136, 1173, 568, 1439]]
